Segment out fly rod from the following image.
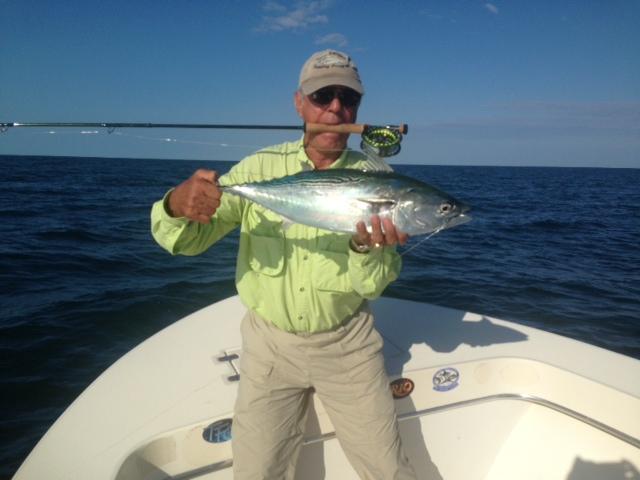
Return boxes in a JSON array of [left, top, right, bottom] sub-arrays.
[[0, 121, 408, 157], [0, 121, 407, 133]]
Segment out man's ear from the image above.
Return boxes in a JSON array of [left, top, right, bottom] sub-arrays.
[[294, 91, 304, 118]]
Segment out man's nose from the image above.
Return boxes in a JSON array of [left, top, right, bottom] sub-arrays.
[[326, 95, 343, 112]]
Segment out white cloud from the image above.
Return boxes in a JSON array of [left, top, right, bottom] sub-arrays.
[[257, 1, 331, 32], [484, 3, 499, 15], [315, 32, 347, 47], [262, 1, 287, 12]]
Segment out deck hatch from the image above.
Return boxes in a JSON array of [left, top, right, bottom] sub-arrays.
[[202, 418, 233, 443]]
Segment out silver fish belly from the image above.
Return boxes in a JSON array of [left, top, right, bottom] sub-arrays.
[[222, 169, 471, 236]]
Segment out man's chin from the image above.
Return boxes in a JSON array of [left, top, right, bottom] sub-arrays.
[[314, 132, 349, 150]]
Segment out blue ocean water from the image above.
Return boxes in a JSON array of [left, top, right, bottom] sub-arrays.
[[1, 155, 639, 477]]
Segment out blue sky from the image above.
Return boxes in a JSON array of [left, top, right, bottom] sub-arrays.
[[1, 0, 638, 167]]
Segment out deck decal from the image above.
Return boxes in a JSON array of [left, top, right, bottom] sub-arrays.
[[390, 378, 414, 399], [203, 418, 233, 443], [433, 367, 459, 392]]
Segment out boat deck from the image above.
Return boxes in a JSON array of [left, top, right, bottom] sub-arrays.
[[14, 296, 640, 480]]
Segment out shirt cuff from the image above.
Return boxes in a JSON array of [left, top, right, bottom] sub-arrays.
[[348, 244, 384, 265]]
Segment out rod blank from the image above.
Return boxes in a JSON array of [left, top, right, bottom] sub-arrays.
[[0, 121, 408, 135]]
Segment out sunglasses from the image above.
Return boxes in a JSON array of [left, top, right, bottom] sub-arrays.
[[308, 87, 362, 109]]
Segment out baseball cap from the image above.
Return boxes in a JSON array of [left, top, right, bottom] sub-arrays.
[[298, 50, 364, 95]]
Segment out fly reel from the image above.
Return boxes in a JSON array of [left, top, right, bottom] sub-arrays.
[[360, 125, 405, 157]]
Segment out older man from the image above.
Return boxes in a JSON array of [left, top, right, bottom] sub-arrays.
[[151, 49, 416, 479]]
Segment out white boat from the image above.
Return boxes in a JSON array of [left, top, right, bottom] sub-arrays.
[[14, 295, 640, 479]]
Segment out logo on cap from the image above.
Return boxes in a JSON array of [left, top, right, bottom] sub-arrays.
[[313, 51, 352, 69]]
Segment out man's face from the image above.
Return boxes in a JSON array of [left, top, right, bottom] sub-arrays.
[[294, 85, 361, 155]]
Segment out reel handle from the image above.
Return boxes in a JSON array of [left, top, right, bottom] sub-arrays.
[[305, 123, 408, 135]]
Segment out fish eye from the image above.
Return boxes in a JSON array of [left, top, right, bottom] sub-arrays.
[[439, 202, 453, 214]]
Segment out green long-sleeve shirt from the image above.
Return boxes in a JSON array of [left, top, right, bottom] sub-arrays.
[[151, 138, 401, 333]]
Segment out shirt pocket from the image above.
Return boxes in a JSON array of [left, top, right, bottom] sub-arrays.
[[248, 233, 285, 276], [245, 205, 286, 277], [313, 249, 353, 293]]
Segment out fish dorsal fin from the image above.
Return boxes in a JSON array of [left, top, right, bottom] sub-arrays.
[[360, 153, 393, 172]]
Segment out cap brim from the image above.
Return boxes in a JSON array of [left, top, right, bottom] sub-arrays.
[[300, 76, 364, 95]]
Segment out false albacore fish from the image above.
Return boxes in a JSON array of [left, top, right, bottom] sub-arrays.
[[222, 168, 471, 236]]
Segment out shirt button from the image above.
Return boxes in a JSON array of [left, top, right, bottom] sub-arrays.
[[299, 287, 305, 292], [298, 315, 303, 320], [303, 255, 309, 260]]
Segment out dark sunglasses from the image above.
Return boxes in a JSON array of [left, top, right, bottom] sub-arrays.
[[308, 87, 361, 108]]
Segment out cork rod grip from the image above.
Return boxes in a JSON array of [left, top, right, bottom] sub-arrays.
[[303, 123, 363, 134]]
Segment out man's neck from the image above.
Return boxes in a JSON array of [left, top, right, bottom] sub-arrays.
[[304, 143, 344, 170]]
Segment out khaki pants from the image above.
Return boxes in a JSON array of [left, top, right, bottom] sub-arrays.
[[232, 305, 417, 480]]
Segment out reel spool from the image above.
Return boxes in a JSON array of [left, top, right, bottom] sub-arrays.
[[360, 126, 403, 157]]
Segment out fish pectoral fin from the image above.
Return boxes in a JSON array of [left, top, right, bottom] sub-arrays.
[[356, 198, 396, 215], [357, 198, 396, 207]]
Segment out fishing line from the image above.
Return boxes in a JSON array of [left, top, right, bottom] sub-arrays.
[[399, 225, 445, 257], [110, 131, 265, 150], [116, 130, 379, 156], [22, 128, 297, 152]]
